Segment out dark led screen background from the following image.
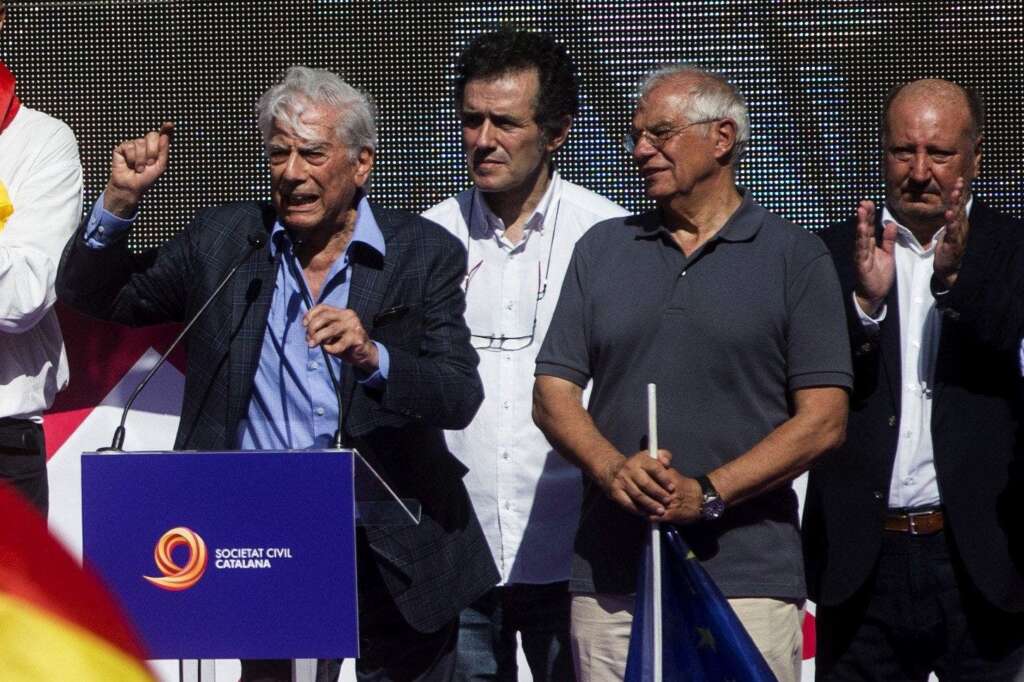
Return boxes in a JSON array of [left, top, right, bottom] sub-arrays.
[[5, 1, 1023, 250]]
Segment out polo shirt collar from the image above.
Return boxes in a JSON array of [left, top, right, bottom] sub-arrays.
[[638, 187, 763, 243], [709, 188, 763, 243]]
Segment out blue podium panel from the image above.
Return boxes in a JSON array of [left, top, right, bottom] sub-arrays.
[[82, 450, 358, 660]]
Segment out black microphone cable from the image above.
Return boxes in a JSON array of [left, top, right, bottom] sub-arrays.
[[99, 232, 267, 452]]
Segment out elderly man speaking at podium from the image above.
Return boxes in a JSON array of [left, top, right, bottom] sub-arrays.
[[57, 66, 497, 682]]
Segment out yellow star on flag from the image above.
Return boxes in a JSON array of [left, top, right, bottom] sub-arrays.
[[0, 180, 13, 231], [695, 626, 717, 651]]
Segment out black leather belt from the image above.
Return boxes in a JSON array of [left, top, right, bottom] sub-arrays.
[[0, 418, 43, 454], [883, 508, 944, 535]]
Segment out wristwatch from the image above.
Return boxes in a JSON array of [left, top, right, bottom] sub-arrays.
[[696, 475, 725, 521]]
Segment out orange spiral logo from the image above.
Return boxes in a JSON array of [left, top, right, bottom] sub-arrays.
[[143, 527, 208, 591]]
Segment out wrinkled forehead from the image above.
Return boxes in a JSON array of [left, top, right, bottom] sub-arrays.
[[634, 91, 692, 126], [634, 81, 696, 125], [885, 96, 974, 144], [270, 103, 342, 146]]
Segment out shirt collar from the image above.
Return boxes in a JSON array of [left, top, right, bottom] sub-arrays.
[[469, 170, 561, 238], [637, 187, 763, 243], [881, 197, 973, 252], [269, 193, 386, 259], [710, 188, 762, 242]]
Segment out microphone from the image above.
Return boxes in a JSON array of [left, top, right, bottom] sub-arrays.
[[99, 232, 267, 452]]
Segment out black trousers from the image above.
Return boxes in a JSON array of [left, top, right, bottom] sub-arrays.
[[815, 528, 1024, 681], [0, 417, 48, 516], [241, 530, 457, 682]]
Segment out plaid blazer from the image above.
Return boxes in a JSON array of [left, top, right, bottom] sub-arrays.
[[58, 200, 498, 633]]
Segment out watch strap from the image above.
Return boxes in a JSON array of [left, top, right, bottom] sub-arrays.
[[696, 474, 725, 520], [696, 475, 718, 500]]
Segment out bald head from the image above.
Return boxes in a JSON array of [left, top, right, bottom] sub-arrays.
[[882, 78, 983, 237], [883, 79, 984, 144]]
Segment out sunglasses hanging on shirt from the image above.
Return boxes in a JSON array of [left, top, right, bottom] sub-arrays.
[[463, 190, 560, 352]]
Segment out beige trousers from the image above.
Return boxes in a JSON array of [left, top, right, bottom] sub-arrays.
[[570, 592, 802, 682]]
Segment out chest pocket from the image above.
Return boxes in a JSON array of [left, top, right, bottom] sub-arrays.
[[371, 301, 425, 352]]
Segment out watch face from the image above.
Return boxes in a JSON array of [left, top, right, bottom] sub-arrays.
[[702, 496, 725, 520]]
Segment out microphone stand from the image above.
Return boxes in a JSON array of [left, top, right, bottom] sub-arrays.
[[99, 233, 267, 452]]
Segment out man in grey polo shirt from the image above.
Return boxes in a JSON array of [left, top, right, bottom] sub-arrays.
[[533, 64, 852, 681]]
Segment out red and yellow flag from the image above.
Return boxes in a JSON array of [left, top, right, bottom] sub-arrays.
[[0, 484, 154, 681]]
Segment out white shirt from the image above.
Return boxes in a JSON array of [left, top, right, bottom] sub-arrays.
[[423, 172, 627, 584], [0, 106, 83, 421], [855, 202, 973, 509]]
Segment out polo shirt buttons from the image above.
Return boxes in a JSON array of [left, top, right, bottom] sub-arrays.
[[314, 406, 325, 416]]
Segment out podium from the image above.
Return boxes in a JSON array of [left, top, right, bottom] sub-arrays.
[[81, 449, 420, 682]]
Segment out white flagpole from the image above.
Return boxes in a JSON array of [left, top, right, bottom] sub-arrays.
[[647, 383, 663, 682]]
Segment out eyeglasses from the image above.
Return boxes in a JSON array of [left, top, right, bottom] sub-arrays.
[[623, 119, 719, 154], [467, 260, 548, 352], [462, 190, 562, 352]]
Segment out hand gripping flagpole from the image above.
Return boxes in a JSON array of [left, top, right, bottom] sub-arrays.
[[628, 386, 776, 680], [647, 383, 663, 682]]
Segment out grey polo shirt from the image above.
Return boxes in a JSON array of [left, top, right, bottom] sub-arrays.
[[535, 191, 852, 599]]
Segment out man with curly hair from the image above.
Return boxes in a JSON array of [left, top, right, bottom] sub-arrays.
[[423, 29, 626, 681]]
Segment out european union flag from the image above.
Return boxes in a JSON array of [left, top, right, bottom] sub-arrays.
[[625, 524, 777, 681]]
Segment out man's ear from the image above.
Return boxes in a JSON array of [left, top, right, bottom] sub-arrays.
[[711, 118, 738, 162], [544, 115, 572, 154], [353, 147, 375, 188], [972, 134, 983, 179]]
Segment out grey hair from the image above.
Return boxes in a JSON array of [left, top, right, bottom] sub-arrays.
[[639, 63, 750, 161], [257, 66, 377, 160]]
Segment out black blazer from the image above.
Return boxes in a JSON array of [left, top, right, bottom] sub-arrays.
[[803, 200, 1024, 613], [57, 200, 499, 633]]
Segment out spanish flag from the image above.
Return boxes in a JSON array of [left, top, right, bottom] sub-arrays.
[[0, 485, 154, 681]]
